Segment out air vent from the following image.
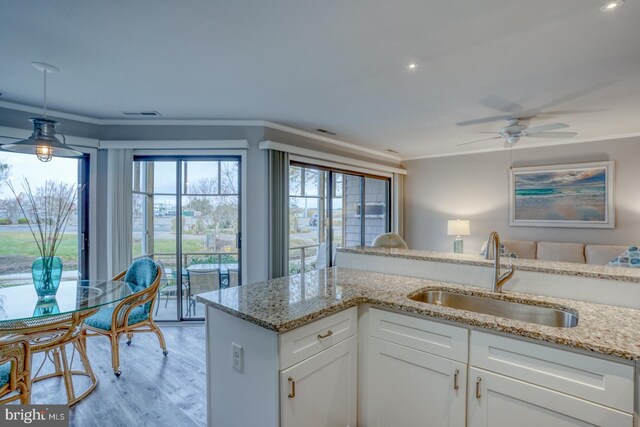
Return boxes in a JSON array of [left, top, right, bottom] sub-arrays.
[[121, 111, 161, 116], [315, 128, 337, 136]]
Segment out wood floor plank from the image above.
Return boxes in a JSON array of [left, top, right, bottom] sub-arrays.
[[29, 325, 206, 427]]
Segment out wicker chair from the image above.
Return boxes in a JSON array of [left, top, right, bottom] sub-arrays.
[[187, 269, 220, 316], [0, 335, 31, 405], [83, 258, 167, 377]]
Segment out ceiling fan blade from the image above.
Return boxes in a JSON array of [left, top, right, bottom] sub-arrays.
[[526, 132, 578, 139], [456, 115, 511, 126], [524, 123, 569, 134], [457, 136, 502, 146], [479, 95, 526, 114]]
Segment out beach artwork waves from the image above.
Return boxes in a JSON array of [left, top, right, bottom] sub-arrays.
[[514, 167, 607, 222]]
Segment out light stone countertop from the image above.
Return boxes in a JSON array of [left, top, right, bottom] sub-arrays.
[[197, 267, 640, 361], [339, 246, 640, 283]]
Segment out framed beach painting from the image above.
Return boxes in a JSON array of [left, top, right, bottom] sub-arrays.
[[509, 161, 615, 228]]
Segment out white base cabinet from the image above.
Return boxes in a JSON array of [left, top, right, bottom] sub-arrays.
[[363, 308, 635, 427], [280, 335, 357, 427], [367, 336, 466, 427], [467, 367, 632, 427], [207, 306, 636, 427]]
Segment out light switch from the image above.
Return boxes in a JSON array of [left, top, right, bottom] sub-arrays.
[[232, 342, 243, 372]]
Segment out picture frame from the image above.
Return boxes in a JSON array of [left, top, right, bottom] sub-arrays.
[[509, 161, 615, 228]]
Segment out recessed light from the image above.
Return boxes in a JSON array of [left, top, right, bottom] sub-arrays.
[[407, 63, 417, 70], [602, 0, 623, 11]]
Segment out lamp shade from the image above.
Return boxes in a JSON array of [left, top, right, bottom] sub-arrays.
[[0, 118, 83, 161], [447, 219, 470, 236]]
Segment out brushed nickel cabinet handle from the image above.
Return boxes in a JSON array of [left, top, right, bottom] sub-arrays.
[[317, 330, 333, 340], [476, 377, 482, 399], [453, 369, 460, 390], [288, 377, 295, 398]]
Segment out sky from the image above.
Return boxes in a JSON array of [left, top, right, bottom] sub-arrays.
[[0, 151, 79, 198], [515, 168, 606, 189]]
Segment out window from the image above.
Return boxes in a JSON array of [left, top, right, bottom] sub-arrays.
[[288, 163, 390, 275], [132, 158, 241, 321], [0, 152, 89, 286]]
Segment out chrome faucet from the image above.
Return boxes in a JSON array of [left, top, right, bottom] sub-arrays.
[[484, 231, 515, 293]]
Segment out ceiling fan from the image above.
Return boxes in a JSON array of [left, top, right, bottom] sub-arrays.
[[457, 118, 577, 146]]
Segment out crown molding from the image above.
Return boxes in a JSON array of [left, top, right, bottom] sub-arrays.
[[0, 100, 400, 162], [259, 140, 407, 175], [262, 121, 401, 162], [400, 132, 640, 161], [0, 100, 103, 124]]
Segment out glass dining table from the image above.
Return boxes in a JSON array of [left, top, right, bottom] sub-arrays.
[[0, 280, 134, 405]]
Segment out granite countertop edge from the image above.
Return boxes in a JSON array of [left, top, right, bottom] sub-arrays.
[[196, 272, 640, 361], [339, 246, 640, 284]]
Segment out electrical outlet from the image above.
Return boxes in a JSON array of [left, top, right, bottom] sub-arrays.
[[232, 342, 243, 372]]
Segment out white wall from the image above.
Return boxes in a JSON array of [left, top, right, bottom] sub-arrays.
[[403, 137, 640, 254]]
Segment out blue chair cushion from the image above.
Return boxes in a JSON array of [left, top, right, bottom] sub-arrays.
[[84, 305, 149, 331], [123, 258, 159, 314], [0, 362, 11, 388]]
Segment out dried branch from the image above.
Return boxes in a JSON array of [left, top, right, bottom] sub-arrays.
[[6, 178, 81, 259]]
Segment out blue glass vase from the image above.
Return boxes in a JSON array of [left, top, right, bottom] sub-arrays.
[[32, 256, 63, 300], [33, 299, 60, 317]]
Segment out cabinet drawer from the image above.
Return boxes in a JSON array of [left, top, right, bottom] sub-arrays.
[[468, 367, 632, 427], [279, 307, 357, 370], [369, 308, 468, 363], [470, 331, 634, 413]]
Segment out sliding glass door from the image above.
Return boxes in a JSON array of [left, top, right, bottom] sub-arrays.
[[288, 163, 390, 275], [132, 157, 241, 321]]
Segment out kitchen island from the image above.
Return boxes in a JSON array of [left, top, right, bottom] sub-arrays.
[[198, 267, 640, 427]]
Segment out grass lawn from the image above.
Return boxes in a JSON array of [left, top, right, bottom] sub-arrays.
[[0, 232, 237, 265], [0, 231, 79, 262]]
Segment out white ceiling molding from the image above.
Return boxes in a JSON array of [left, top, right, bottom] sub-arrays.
[[0, 125, 100, 148], [0, 100, 103, 125], [99, 139, 249, 150], [259, 140, 407, 175], [263, 122, 401, 162], [401, 132, 640, 161], [0, 100, 398, 162]]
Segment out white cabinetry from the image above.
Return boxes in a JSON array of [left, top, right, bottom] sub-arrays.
[[368, 337, 466, 427], [279, 307, 358, 427], [467, 331, 633, 427], [280, 335, 357, 427], [363, 309, 634, 427], [367, 309, 468, 427], [467, 368, 632, 427]]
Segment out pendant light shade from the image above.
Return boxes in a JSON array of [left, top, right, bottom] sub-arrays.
[[0, 62, 83, 161], [1, 118, 83, 161]]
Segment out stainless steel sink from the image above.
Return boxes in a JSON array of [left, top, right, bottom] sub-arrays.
[[409, 290, 578, 328]]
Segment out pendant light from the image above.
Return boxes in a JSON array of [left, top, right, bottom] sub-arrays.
[[0, 62, 83, 162]]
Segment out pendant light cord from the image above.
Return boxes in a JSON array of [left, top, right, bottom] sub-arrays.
[[43, 70, 47, 118]]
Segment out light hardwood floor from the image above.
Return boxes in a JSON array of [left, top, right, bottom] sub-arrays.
[[30, 324, 206, 427]]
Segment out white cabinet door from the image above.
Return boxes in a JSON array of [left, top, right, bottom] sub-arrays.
[[280, 335, 357, 427], [367, 337, 466, 427], [467, 367, 633, 427]]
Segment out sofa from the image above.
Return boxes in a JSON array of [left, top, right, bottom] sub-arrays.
[[495, 240, 628, 265]]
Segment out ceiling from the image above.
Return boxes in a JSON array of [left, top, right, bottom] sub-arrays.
[[1, 0, 639, 159]]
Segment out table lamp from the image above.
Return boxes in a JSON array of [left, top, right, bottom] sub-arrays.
[[447, 219, 470, 254]]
